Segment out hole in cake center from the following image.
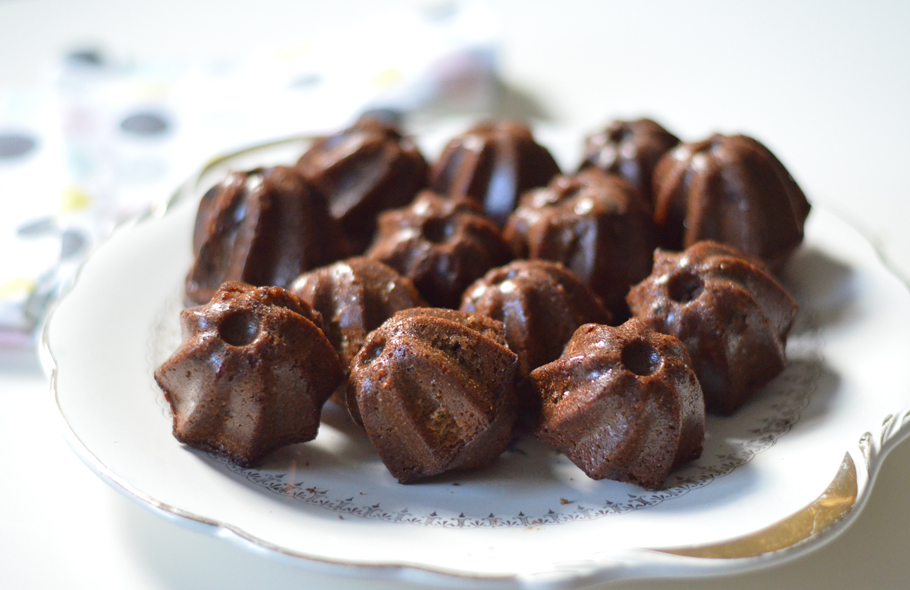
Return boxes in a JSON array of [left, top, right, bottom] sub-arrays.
[[421, 218, 453, 244], [360, 338, 385, 366], [667, 271, 704, 303], [219, 311, 260, 346], [621, 341, 661, 376]]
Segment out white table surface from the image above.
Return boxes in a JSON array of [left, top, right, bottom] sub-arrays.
[[2, 1, 910, 588]]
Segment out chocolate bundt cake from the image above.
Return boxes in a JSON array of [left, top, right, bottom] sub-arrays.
[[367, 191, 512, 308], [154, 282, 342, 467], [503, 168, 658, 318], [296, 116, 429, 253], [578, 118, 680, 210], [186, 166, 351, 306], [652, 133, 811, 271], [347, 308, 519, 484], [530, 319, 705, 490], [627, 241, 799, 415], [289, 257, 426, 404], [460, 260, 612, 379], [430, 121, 560, 225]]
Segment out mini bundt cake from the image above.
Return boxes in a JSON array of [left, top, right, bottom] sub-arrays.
[[289, 257, 426, 405], [652, 133, 811, 271], [186, 166, 351, 306], [499, 176, 564, 261], [429, 121, 561, 225], [460, 259, 612, 379], [627, 241, 799, 415], [530, 319, 705, 490], [296, 116, 429, 253], [503, 167, 658, 318], [578, 118, 680, 210], [154, 282, 342, 467], [347, 308, 519, 484], [367, 191, 512, 308]]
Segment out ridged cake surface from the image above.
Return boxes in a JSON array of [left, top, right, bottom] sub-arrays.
[[155, 282, 341, 467], [627, 241, 799, 415], [503, 168, 658, 318], [186, 166, 350, 305], [367, 191, 512, 308], [347, 308, 518, 484], [460, 259, 611, 378], [430, 121, 560, 225], [652, 134, 810, 270], [297, 117, 429, 253], [578, 118, 679, 210], [530, 319, 705, 490], [290, 257, 426, 404]]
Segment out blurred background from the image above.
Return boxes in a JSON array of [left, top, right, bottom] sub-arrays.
[[2, 1, 909, 588], [4, 0, 910, 346]]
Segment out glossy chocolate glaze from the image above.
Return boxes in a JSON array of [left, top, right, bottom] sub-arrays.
[[297, 117, 429, 253], [579, 118, 679, 210], [504, 168, 658, 318], [186, 166, 351, 306], [430, 121, 560, 226], [652, 134, 810, 271]]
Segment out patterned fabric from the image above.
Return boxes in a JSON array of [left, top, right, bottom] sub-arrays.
[[0, 5, 497, 347]]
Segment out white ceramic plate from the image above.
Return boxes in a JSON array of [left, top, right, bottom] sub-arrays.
[[42, 137, 910, 589]]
